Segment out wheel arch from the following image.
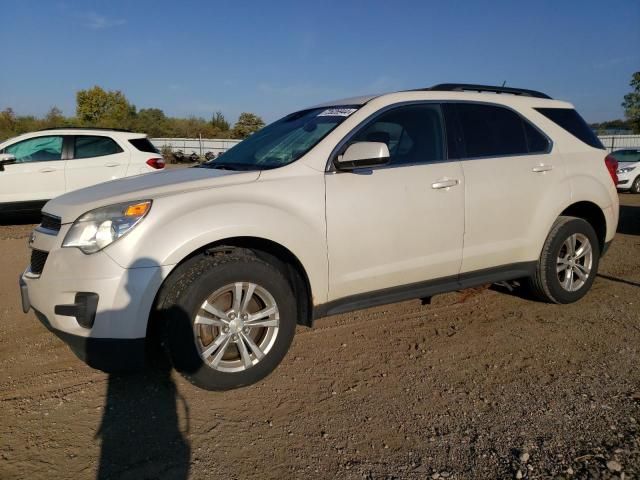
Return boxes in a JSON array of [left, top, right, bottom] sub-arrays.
[[146, 236, 315, 346], [560, 201, 607, 253]]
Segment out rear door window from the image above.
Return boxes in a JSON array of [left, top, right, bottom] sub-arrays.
[[536, 108, 604, 150], [455, 104, 528, 157], [449, 103, 550, 158], [74, 136, 123, 159], [4, 136, 64, 162]]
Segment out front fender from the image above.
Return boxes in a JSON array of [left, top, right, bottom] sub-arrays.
[[104, 173, 329, 304]]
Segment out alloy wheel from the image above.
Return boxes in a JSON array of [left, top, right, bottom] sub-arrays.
[[556, 233, 593, 292], [193, 282, 280, 372]]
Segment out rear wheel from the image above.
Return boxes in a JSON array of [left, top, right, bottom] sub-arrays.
[[631, 176, 640, 194], [526, 216, 600, 304], [159, 253, 297, 390]]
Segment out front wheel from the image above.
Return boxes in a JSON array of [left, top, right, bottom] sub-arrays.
[[630, 176, 640, 194], [526, 216, 600, 304], [159, 253, 297, 390]]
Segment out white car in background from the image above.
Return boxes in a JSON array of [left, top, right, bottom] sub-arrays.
[[613, 148, 640, 193], [0, 128, 165, 214]]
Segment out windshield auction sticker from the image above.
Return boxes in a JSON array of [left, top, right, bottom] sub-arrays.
[[317, 108, 357, 117]]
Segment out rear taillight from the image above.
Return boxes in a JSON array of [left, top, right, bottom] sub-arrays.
[[605, 154, 618, 185], [146, 157, 165, 170]]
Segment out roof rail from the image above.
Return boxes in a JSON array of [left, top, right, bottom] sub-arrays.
[[36, 127, 134, 133], [428, 83, 552, 99]]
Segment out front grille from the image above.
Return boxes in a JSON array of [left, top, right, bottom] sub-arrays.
[[40, 213, 61, 233], [30, 249, 49, 275]]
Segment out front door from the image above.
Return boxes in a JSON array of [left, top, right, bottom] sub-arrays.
[[325, 103, 465, 301], [0, 135, 66, 206]]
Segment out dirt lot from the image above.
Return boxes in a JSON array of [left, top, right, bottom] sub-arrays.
[[0, 195, 638, 480]]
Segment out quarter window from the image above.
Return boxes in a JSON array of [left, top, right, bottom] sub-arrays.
[[349, 104, 445, 165], [129, 138, 159, 153], [74, 136, 123, 159], [536, 108, 604, 150], [4, 136, 63, 163]]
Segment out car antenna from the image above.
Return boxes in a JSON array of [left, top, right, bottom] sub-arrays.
[[501, 80, 507, 87]]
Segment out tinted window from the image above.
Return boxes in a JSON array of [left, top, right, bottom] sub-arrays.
[[523, 121, 550, 154], [536, 108, 604, 150], [74, 136, 122, 159], [350, 104, 444, 165], [5, 136, 63, 163], [129, 138, 159, 153], [455, 103, 528, 157]]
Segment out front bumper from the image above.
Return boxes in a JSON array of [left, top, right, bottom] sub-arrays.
[[617, 171, 637, 189], [20, 225, 171, 372]]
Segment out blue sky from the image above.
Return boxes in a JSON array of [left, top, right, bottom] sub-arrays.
[[1, 0, 638, 123]]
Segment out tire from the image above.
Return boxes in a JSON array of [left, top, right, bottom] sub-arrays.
[[631, 176, 640, 194], [158, 253, 297, 390], [526, 216, 600, 304]]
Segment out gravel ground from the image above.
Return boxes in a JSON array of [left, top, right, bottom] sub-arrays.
[[0, 194, 638, 480]]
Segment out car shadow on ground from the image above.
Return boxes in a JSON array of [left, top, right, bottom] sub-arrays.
[[0, 212, 40, 226], [618, 204, 640, 236]]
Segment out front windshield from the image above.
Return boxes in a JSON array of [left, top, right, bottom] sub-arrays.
[[202, 106, 359, 170]]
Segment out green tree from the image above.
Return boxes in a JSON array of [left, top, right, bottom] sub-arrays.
[[211, 111, 230, 131], [135, 108, 168, 137], [590, 119, 631, 134], [232, 112, 265, 139], [76, 86, 136, 128], [0, 108, 16, 140], [43, 106, 66, 128], [622, 71, 640, 134]]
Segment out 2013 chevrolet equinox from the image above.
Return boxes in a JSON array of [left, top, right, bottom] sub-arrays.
[[20, 84, 620, 390]]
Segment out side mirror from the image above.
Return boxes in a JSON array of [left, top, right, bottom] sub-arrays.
[[334, 142, 390, 171], [0, 153, 16, 172]]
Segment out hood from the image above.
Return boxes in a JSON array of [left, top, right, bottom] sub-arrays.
[[44, 167, 260, 223]]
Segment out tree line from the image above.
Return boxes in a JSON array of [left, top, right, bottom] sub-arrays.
[[0, 86, 265, 142], [2, 73, 638, 142]]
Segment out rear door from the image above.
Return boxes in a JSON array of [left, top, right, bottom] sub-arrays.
[[444, 102, 569, 273], [0, 135, 66, 205], [64, 135, 129, 192]]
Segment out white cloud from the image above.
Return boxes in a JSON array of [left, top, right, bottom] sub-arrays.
[[81, 12, 126, 30]]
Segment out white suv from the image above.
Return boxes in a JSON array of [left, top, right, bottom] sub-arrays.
[[0, 128, 165, 214], [19, 84, 619, 390]]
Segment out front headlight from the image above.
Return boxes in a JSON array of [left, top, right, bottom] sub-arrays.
[[62, 200, 152, 254], [617, 166, 636, 174]]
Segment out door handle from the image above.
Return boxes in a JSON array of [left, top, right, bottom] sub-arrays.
[[39, 167, 56, 173], [532, 164, 553, 173], [105, 162, 120, 167], [431, 179, 459, 189]]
